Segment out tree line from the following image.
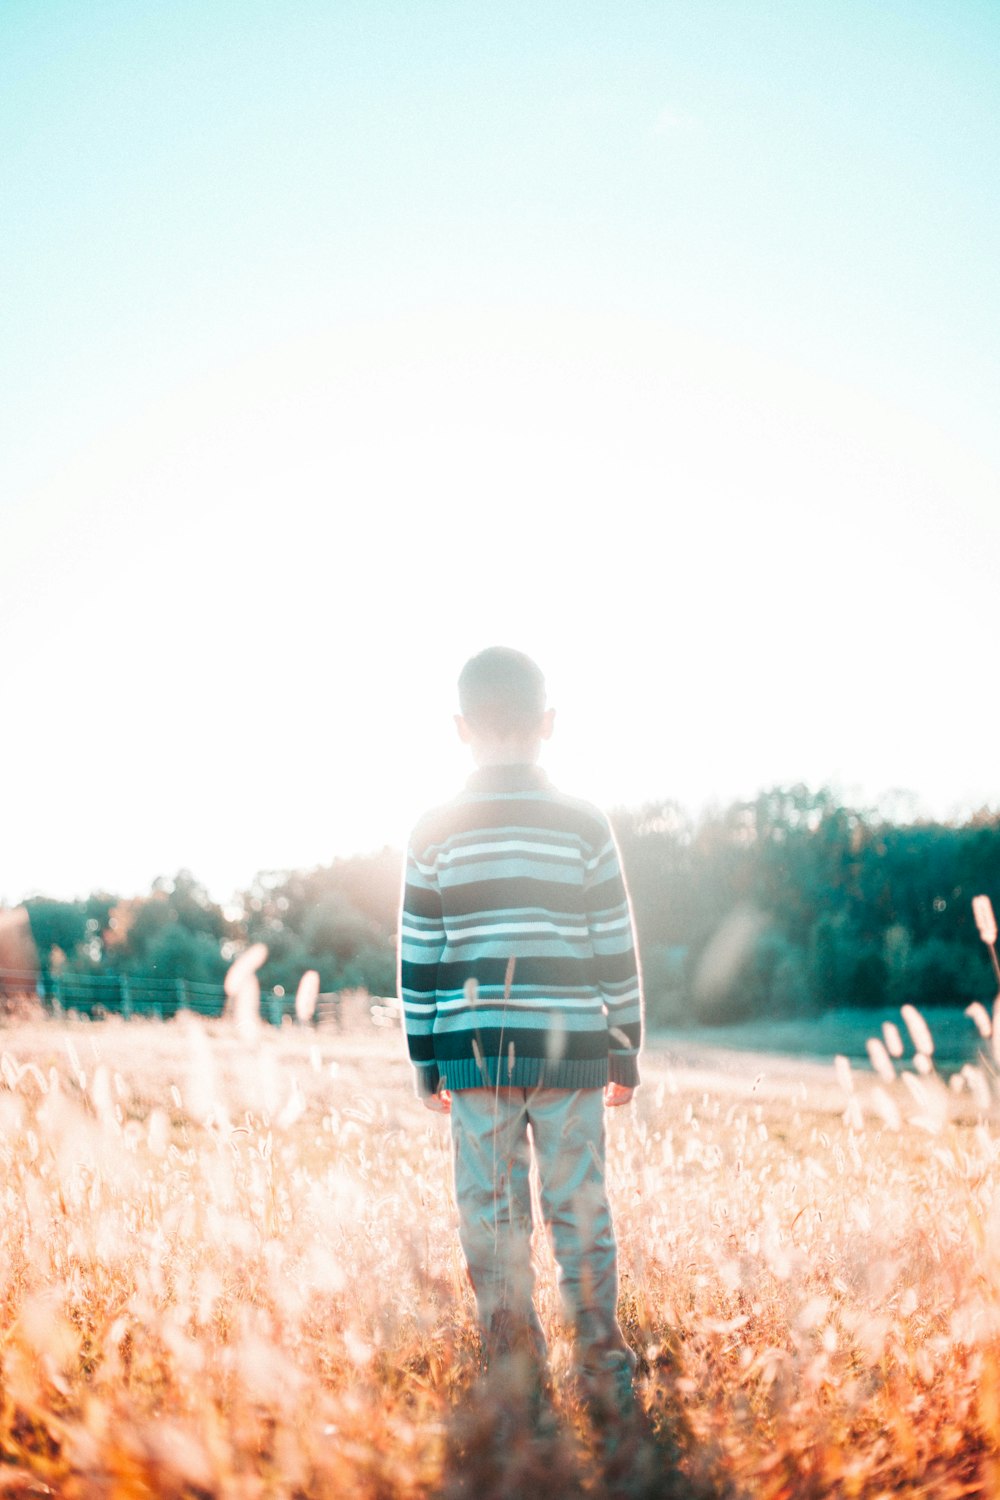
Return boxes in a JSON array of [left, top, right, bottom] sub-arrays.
[[15, 785, 999, 1027], [614, 785, 998, 1023]]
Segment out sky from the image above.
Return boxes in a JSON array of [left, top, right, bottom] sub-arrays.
[[2, 0, 998, 905]]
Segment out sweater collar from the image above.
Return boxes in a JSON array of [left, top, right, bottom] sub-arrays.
[[466, 763, 550, 794]]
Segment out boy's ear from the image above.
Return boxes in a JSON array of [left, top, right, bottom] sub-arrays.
[[540, 707, 556, 741], [454, 714, 473, 744]]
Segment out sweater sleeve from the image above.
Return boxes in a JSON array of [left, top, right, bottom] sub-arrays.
[[584, 819, 644, 1088], [398, 832, 446, 1098]]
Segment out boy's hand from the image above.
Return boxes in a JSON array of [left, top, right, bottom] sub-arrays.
[[423, 1089, 452, 1114], [604, 1082, 634, 1108]]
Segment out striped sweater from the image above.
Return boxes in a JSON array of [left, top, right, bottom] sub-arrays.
[[399, 763, 643, 1096]]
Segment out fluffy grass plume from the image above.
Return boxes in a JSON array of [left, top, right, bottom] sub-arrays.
[[0, 1011, 999, 1497]]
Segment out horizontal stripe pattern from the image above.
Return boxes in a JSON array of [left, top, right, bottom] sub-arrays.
[[398, 764, 643, 1097]]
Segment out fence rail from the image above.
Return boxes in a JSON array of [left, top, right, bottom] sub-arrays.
[[0, 970, 402, 1029]]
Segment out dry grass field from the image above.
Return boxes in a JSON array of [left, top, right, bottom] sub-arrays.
[[1, 1009, 999, 1498]]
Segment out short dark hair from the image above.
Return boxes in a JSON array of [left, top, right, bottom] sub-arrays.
[[458, 647, 546, 738]]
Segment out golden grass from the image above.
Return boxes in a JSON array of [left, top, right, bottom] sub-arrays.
[[0, 1013, 998, 1498]]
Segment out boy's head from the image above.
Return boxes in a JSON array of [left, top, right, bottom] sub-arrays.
[[456, 646, 554, 764]]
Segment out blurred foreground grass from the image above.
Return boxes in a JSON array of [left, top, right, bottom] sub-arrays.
[[1, 1013, 999, 1498]]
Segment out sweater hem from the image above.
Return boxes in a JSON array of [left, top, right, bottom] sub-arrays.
[[441, 1056, 610, 1092]]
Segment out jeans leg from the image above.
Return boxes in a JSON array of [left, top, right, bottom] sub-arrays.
[[526, 1087, 635, 1382], [449, 1087, 546, 1366]]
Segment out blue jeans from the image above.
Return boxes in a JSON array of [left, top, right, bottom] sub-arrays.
[[449, 1086, 635, 1381]]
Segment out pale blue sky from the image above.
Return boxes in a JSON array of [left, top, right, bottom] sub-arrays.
[[2, 1, 998, 902]]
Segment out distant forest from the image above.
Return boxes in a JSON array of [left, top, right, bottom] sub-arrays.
[[18, 786, 1000, 1027]]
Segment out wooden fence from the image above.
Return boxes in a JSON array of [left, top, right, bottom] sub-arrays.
[[0, 970, 401, 1028]]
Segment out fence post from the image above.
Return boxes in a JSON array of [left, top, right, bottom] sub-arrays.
[[120, 975, 132, 1018]]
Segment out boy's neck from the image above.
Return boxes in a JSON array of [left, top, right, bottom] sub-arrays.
[[470, 738, 543, 768], [457, 707, 554, 767]]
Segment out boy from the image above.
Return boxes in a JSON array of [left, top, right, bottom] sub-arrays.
[[398, 646, 643, 1411]]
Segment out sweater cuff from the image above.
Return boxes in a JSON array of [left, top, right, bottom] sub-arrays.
[[414, 1063, 442, 1099], [608, 1052, 639, 1089]]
